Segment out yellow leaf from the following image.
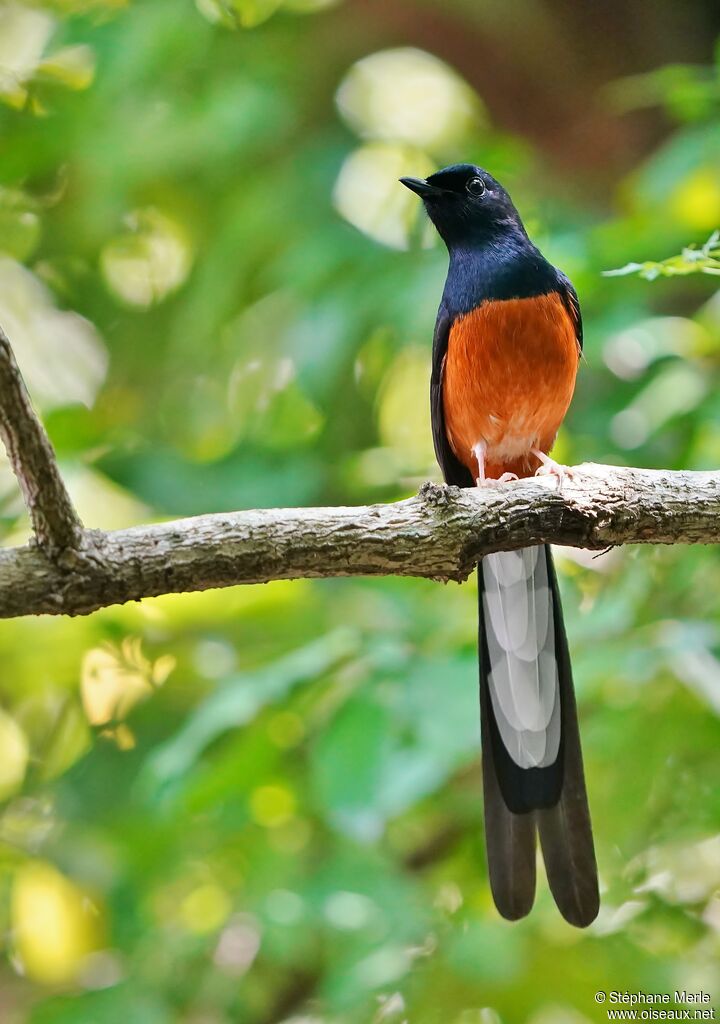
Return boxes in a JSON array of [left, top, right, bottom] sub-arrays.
[[250, 784, 296, 828], [180, 884, 231, 934], [669, 169, 720, 231], [12, 861, 102, 985], [80, 646, 152, 726], [37, 45, 95, 91]]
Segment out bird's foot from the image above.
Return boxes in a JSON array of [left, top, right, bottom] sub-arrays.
[[532, 449, 574, 490], [476, 472, 519, 488]]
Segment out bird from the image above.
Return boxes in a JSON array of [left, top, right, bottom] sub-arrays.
[[401, 164, 599, 927]]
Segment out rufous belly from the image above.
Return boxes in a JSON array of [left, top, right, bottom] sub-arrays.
[[442, 292, 579, 480]]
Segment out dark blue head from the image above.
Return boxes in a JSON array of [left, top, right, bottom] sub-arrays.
[[400, 164, 527, 250]]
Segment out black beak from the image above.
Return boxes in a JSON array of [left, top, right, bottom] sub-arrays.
[[400, 177, 441, 199]]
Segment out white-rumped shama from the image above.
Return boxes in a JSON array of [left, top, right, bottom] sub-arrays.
[[401, 165, 598, 927]]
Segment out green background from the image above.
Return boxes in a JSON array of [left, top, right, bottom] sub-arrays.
[[0, 1, 720, 1020]]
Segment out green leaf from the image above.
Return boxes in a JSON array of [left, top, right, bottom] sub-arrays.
[[604, 231, 720, 278], [138, 628, 358, 801], [312, 693, 393, 840]]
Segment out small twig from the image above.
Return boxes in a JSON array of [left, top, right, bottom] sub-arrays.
[[0, 324, 83, 553]]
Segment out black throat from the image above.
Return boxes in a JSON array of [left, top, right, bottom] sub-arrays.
[[441, 235, 561, 319]]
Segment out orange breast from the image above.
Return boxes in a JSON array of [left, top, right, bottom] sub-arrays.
[[442, 292, 579, 480]]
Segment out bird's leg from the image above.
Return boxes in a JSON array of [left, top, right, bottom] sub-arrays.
[[532, 448, 574, 489], [473, 442, 518, 487], [472, 441, 486, 486]]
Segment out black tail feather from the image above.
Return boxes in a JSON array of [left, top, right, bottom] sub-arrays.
[[478, 547, 599, 927], [480, 666, 537, 919], [537, 547, 598, 926]]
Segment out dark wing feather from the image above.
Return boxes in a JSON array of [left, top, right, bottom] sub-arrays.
[[430, 306, 474, 487], [556, 272, 583, 354]]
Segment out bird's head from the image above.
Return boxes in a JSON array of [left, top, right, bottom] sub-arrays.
[[400, 164, 526, 249]]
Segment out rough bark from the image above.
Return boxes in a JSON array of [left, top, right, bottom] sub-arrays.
[[0, 326, 83, 553], [0, 464, 718, 619], [1, 319, 718, 620]]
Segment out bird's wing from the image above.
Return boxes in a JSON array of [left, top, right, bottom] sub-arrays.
[[431, 305, 475, 487], [556, 272, 583, 354]]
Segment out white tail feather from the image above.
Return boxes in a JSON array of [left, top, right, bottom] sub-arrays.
[[482, 546, 561, 769]]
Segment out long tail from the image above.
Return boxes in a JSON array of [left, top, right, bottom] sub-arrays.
[[478, 545, 599, 927]]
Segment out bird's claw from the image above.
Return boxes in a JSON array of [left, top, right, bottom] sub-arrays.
[[476, 472, 519, 488], [533, 451, 574, 490]]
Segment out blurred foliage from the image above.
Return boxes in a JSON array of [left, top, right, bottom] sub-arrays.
[[0, 0, 719, 1022]]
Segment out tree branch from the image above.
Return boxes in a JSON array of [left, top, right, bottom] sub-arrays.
[[0, 464, 717, 619], [0, 323, 717, 620], [0, 325, 83, 553]]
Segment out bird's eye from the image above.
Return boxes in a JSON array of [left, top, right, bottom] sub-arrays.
[[466, 177, 486, 197]]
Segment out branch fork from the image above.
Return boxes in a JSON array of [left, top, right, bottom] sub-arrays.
[[0, 324, 718, 619]]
